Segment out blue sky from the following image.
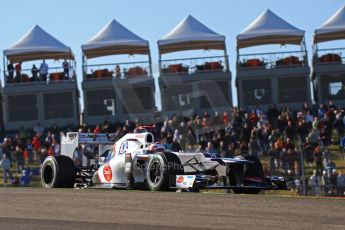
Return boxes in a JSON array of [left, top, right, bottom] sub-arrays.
[[1, 0, 345, 108]]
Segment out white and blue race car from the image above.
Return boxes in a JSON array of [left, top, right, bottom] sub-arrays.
[[41, 131, 287, 194]]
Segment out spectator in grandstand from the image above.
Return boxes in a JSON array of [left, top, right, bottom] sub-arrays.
[[268, 142, 281, 174], [63, 59, 69, 79], [7, 62, 14, 83], [93, 124, 101, 134], [19, 126, 29, 143], [15, 62, 22, 83], [248, 131, 259, 158], [162, 134, 173, 151], [31, 64, 38, 82], [2, 137, 14, 166], [205, 141, 217, 156], [282, 138, 297, 173], [321, 113, 333, 146], [223, 111, 229, 125], [313, 146, 323, 174], [321, 170, 330, 195], [39, 147, 48, 164], [286, 170, 295, 189], [307, 126, 320, 145], [171, 138, 182, 152], [294, 176, 302, 195], [310, 170, 321, 196], [32, 136, 41, 161], [284, 120, 296, 142], [185, 129, 196, 151], [330, 169, 338, 195], [296, 119, 308, 147], [334, 113, 344, 142], [34, 122, 44, 138], [337, 170, 345, 196], [318, 104, 327, 119], [322, 147, 331, 170], [15, 145, 24, 173], [26, 138, 34, 164], [218, 141, 227, 157], [160, 120, 173, 139], [173, 129, 182, 144], [0, 154, 13, 186], [319, 128, 328, 147], [39, 59, 49, 82]]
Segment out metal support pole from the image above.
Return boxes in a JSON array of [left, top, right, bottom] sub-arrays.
[[3, 56, 6, 85], [82, 54, 86, 80], [224, 43, 230, 72], [158, 46, 162, 75], [148, 49, 153, 76]]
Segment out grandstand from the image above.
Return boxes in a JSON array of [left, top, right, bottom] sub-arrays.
[[81, 20, 156, 125], [2, 25, 79, 130], [312, 6, 345, 108], [0, 9, 344, 131], [236, 9, 311, 111], [158, 15, 232, 118]]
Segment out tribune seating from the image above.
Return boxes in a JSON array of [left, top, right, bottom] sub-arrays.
[[93, 69, 113, 79], [276, 56, 302, 66], [126, 66, 148, 77], [319, 53, 342, 64], [50, 72, 64, 81], [166, 64, 188, 74]]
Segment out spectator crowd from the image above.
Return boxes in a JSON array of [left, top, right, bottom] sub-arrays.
[[0, 101, 345, 196]]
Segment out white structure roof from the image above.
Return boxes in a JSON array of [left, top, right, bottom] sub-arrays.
[[82, 19, 149, 59], [314, 5, 345, 43], [4, 25, 74, 63], [158, 15, 225, 54], [237, 9, 304, 48]]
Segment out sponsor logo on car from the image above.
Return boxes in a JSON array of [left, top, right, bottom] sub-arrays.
[[119, 141, 128, 155], [176, 175, 184, 184], [103, 163, 112, 182], [176, 175, 196, 189]]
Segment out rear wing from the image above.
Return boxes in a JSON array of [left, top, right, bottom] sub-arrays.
[[61, 132, 119, 159]]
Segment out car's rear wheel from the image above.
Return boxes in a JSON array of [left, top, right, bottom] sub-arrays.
[[231, 155, 263, 194], [41, 155, 76, 188]]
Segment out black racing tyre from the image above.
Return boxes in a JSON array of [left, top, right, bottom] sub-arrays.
[[231, 155, 263, 194], [146, 152, 170, 191], [41, 155, 76, 188], [163, 152, 184, 188]]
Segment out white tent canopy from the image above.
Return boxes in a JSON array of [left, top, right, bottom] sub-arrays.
[[314, 5, 345, 43], [4, 25, 74, 63], [158, 15, 226, 54], [237, 9, 305, 49], [82, 19, 149, 59]]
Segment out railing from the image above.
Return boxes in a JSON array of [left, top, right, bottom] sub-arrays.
[[314, 47, 345, 65], [159, 56, 227, 75], [4, 66, 76, 86], [238, 51, 307, 70], [83, 61, 151, 80]]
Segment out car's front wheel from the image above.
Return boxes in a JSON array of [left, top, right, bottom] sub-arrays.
[[146, 153, 169, 191]]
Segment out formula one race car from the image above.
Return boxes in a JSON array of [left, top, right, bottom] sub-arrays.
[[41, 131, 287, 194]]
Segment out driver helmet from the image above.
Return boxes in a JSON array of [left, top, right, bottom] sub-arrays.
[[148, 142, 165, 152]]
